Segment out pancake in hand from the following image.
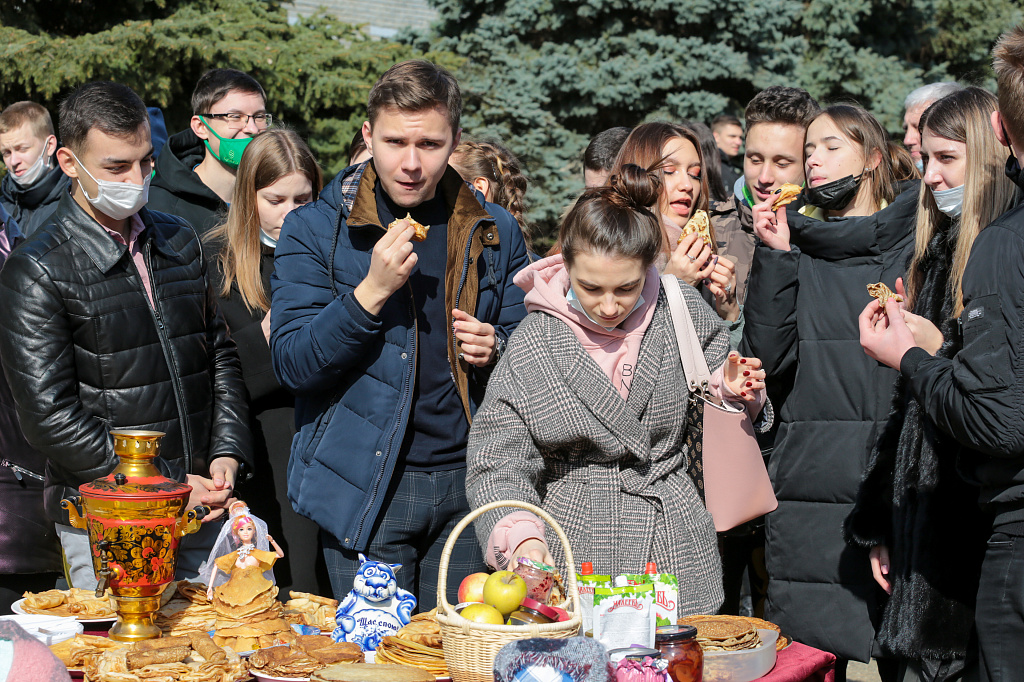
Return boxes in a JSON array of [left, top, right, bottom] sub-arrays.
[[677, 209, 712, 247], [389, 213, 429, 242], [867, 282, 904, 306], [771, 183, 802, 211]]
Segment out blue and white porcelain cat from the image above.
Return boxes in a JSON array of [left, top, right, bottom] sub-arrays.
[[332, 553, 417, 651]]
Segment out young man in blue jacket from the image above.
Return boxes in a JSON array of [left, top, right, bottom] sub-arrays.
[[860, 25, 1024, 681], [271, 60, 530, 606]]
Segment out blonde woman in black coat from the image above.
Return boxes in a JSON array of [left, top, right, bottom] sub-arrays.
[[205, 129, 325, 594]]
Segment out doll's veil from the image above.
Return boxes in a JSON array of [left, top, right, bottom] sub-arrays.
[[197, 502, 274, 588]]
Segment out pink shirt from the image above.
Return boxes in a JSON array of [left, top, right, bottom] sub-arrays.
[[102, 214, 153, 307]]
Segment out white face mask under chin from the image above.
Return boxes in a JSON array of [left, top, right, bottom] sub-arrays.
[[10, 138, 54, 188], [71, 152, 150, 221], [931, 184, 964, 218]]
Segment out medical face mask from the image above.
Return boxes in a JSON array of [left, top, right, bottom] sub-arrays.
[[931, 184, 964, 218], [199, 116, 253, 169], [914, 158, 924, 174], [71, 152, 150, 221], [10, 137, 54, 187], [567, 286, 645, 331], [803, 173, 864, 212]]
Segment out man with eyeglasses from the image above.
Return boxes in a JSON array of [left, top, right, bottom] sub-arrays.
[[150, 68, 270, 234]]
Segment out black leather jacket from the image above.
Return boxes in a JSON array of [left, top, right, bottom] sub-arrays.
[[0, 193, 252, 523]]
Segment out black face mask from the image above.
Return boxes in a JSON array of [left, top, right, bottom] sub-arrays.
[[1005, 152, 1024, 191], [804, 174, 863, 212]]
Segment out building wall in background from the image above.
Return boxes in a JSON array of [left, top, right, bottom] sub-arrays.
[[287, 0, 437, 38]]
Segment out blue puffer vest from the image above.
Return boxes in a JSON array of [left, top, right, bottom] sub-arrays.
[[270, 162, 529, 550]]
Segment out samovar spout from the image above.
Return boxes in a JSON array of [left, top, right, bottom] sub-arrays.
[[61, 496, 85, 529], [174, 505, 210, 539]]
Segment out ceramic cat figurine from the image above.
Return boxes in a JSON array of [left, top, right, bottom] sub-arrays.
[[332, 554, 417, 651]]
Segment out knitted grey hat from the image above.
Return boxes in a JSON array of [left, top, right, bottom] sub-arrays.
[[493, 637, 613, 682]]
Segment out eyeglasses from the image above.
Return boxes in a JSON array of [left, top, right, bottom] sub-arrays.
[[201, 113, 273, 129]]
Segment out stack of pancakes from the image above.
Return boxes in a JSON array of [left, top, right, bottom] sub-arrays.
[[375, 609, 447, 678], [686, 617, 761, 652], [679, 614, 789, 651]]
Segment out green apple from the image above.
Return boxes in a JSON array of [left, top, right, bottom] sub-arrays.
[[460, 602, 504, 625], [483, 570, 527, 617]]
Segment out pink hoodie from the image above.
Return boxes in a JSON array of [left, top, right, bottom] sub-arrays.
[[513, 254, 660, 400]]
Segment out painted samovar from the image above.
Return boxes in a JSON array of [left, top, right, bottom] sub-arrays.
[[62, 429, 209, 641]]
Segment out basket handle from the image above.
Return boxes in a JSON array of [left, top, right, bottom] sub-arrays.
[[436, 500, 582, 619]]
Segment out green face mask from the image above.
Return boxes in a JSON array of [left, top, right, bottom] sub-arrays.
[[199, 115, 253, 169]]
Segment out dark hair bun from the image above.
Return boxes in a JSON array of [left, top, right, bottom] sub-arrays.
[[608, 163, 661, 211]]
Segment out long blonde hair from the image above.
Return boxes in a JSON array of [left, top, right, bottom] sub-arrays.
[[905, 87, 1016, 316], [205, 129, 322, 313]]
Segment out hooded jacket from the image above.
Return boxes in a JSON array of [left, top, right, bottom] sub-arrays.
[[739, 182, 919, 662], [0, 164, 69, 238], [270, 161, 530, 551], [0, 193, 253, 523], [518, 255, 660, 398], [149, 129, 226, 235]]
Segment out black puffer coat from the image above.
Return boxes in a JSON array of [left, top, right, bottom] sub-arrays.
[[740, 183, 918, 662], [0, 193, 253, 524], [845, 221, 988, 662]]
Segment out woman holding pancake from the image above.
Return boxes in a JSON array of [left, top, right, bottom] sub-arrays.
[[740, 104, 920, 676], [848, 87, 1016, 682], [466, 164, 771, 617]]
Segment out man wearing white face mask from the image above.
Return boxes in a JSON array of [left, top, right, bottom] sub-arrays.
[[0, 102, 70, 237], [0, 81, 253, 589]]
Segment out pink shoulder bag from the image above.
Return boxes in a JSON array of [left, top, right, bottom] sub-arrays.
[[661, 275, 777, 532]]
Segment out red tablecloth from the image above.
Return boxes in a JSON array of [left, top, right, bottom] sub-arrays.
[[760, 641, 836, 682]]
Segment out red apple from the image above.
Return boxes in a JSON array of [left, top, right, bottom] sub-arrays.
[[460, 602, 504, 625], [458, 572, 489, 604], [483, 570, 527, 617]]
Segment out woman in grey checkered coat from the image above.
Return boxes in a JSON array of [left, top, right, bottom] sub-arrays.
[[466, 164, 770, 617]]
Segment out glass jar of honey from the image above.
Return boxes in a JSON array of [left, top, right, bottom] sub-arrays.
[[655, 625, 703, 682]]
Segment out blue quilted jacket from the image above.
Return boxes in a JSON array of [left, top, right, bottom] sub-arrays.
[[270, 161, 529, 550]]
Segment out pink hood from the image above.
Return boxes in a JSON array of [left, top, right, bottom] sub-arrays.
[[514, 254, 660, 398]]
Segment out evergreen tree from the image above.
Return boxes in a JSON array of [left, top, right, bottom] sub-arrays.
[[421, 0, 1018, 246], [0, 0, 456, 177]]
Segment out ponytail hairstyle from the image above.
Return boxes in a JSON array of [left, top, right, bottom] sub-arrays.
[[560, 164, 663, 271], [810, 105, 917, 212], [450, 139, 532, 244], [610, 122, 714, 256], [906, 87, 1016, 316], [205, 129, 323, 314]]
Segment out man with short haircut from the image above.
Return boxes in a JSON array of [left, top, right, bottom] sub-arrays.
[[0, 82, 252, 588], [0, 102, 70, 237], [711, 113, 744, 190], [860, 27, 1024, 680], [711, 86, 820, 304], [149, 68, 270, 234], [271, 60, 529, 606], [583, 126, 631, 188], [902, 81, 962, 171]]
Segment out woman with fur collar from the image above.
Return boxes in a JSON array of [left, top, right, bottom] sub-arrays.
[[847, 87, 1017, 682]]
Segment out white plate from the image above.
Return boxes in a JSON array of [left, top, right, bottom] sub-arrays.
[[0, 614, 83, 644], [10, 598, 117, 624]]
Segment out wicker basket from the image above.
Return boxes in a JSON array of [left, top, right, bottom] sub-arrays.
[[436, 500, 582, 682]]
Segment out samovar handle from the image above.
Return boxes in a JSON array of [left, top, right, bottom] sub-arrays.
[[175, 505, 211, 538], [60, 496, 85, 529], [94, 540, 119, 598]]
